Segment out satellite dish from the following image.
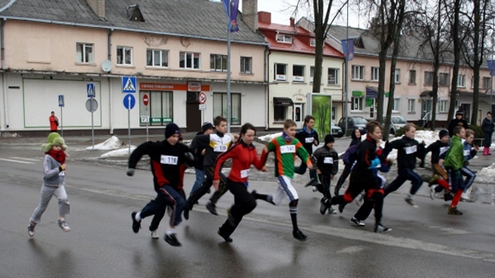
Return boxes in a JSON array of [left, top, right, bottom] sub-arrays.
[[101, 60, 112, 72]]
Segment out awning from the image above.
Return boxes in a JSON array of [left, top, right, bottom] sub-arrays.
[[352, 90, 364, 97], [274, 97, 293, 106], [366, 86, 378, 98], [420, 90, 433, 97]]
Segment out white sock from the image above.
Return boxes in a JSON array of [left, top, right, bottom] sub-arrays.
[[166, 228, 175, 235], [135, 212, 142, 221]]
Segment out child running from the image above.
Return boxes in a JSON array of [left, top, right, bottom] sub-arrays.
[[424, 129, 452, 200], [460, 129, 478, 201], [295, 115, 319, 188], [28, 132, 71, 237], [312, 134, 339, 214], [254, 119, 313, 241], [334, 128, 362, 195], [212, 123, 267, 242], [444, 126, 466, 215]]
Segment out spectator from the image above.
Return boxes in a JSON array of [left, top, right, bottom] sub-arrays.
[[448, 111, 468, 137], [49, 111, 59, 132], [481, 111, 493, 155]]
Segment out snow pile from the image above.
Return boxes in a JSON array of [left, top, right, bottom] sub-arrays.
[[100, 146, 137, 158], [258, 132, 282, 142], [475, 163, 495, 183], [86, 136, 125, 151]]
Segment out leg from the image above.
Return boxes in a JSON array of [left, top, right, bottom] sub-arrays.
[[384, 169, 408, 196], [276, 176, 306, 241], [30, 185, 57, 224], [53, 185, 70, 218], [406, 169, 424, 195], [190, 168, 205, 196], [335, 164, 351, 195], [149, 205, 166, 232]]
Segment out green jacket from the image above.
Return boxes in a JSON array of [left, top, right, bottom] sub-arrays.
[[444, 136, 464, 170]]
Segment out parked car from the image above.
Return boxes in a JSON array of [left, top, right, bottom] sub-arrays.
[[331, 121, 343, 137], [338, 116, 368, 135], [391, 116, 408, 130]]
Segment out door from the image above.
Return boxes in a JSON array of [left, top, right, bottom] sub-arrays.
[[186, 92, 202, 132], [294, 103, 303, 128], [421, 99, 432, 126]]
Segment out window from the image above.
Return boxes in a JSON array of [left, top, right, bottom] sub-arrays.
[[139, 91, 173, 126], [439, 100, 448, 112], [310, 38, 316, 47], [293, 65, 305, 82], [407, 99, 415, 112], [240, 57, 252, 73], [483, 77, 491, 89], [392, 98, 400, 112], [424, 71, 434, 86], [310, 66, 315, 83], [210, 54, 227, 71], [371, 67, 379, 82], [439, 73, 449, 86], [409, 70, 416, 84], [457, 75, 465, 87], [394, 69, 401, 83], [351, 65, 364, 80], [76, 43, 94, 63], [276, 34, 292, 43], [180, 52, 200, 69], [146, 49, 168, 68], [328, 68, 339, 85], [274, 63, 287, 81], [117, 46, 133, 65], [351, 97, 363, 111], [213, 93, 241, 125]]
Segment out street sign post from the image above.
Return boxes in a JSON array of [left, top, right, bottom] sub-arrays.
[[87, 83, 95, 98], [199, 92, 207, 104], [58, 95, 64, 136], [122, 76, 137, 93], [86, 98, 98, 149], [123, 94, 136, 154], [143, 93, 149, 141], [199, 92, 207, 125]]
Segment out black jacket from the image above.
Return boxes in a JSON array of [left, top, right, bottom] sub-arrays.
[[448, 118, 469, 137], [482, 117, 494, 134], [425, 140, 449, 164], [385, 136, 425, 170]]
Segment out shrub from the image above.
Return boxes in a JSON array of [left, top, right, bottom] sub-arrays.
[[468, 124, 483, 138], [394, 124, 425, 137]]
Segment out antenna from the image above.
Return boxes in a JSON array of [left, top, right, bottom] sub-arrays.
[[101, 60, 112, 72]]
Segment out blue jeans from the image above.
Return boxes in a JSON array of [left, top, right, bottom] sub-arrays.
[[140, 185, 185, 228], [190, 168, 205, 195]]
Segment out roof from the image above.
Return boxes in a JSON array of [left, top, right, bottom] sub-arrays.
[[0, 0, 266, 45]]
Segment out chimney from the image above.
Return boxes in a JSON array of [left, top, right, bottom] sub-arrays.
[[242, 0, 258, 31], [258, 11, 271, 24], [86, 0, 105, 18], [290, 17, 294, 27]]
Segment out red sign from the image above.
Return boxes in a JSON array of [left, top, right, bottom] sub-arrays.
[[198, 92, 207, 104], [143, 94, 149, 106]]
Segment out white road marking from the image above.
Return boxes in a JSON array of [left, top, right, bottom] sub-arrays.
[[0, 158, 35, 164]]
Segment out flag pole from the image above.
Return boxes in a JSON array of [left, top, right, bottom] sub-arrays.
[[227, 0, 232, 133]]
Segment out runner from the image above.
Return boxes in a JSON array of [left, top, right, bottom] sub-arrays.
[[312, 134, 339, 215]]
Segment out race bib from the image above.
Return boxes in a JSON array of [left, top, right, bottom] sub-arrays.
[[280, 145, 296, 154], [305, 137, 314, 143], [463, 149, 470, 156], [439, 146, 449, 155], [160, 155, 178, 165], [240, 169, 250, 178], [214, 145, 228, 152], [404, 145, 417, 154], [324, 157, 334, 164]]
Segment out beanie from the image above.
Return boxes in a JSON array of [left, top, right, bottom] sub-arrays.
[[41, 132, 67, 152], [456, 110, 464, 116], [324, 134, 335, 144], [164, 123, 181, 138], [201, 122, 214, 133], [439, 129, 449, 139]]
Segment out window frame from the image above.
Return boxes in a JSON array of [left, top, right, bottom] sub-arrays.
[[351, 65, 364, 80], [438, 99, 448, 113], [457, 74, 465, 88], [351, 97, 364, 111], [409, 70, 416, 84], [394, 69, 401, 83], [179, 51, 200, 69], [483, 77, 491, 89], [210, 54, 228, 72], [276, 34, 292, 44], [407, 99, 415, 113], [76, 43, 94, 64], [328, 68, 339, 85], [116, 46, 133, 66], [292, 65, 305, 82], [146, 49, 169, 68], [392, 98, 400, 112], [424, 71, 434, 86], [439, 73, 449, 86], [274, 63, 287, 81], [240, 56, 252, 74], [371, 67, 379, 82]]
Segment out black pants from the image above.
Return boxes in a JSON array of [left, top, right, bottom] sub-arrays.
[[186, 167, 228, 210], [335, 164, 352, 195], [316, 173, 332, 200], [218, 180, 257, 238], [484, 132, 493, 148]]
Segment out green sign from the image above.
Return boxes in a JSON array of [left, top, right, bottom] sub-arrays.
[[311, 94, 332, 141]]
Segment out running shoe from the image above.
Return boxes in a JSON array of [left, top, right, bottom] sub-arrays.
[[131, 212, 141, 233], [448, 207, 463, 215], [350, 217, 365, 227], [28, 221, 36, 237], [151, 230, 159, 239], [58, 219, 71, 232], [328, 208, 338, 214], [430, 186, 436, 200], [183, 208, 189, 220], [206, 202, 218, 215], [338, 203, 346, 213], [319, 198, 328, 215], [217, 229, 233, 243], [374, 223, 392, 233], [164, 233, 182, 246], [444, 193, 454, 201], [405, 197, 418, 208], [292, 229, 307, 241]]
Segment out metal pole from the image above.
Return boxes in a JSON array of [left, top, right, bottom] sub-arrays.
[[344, 2, 349, 135], [60, 106, 63, 137], [227, 0, 232, 133], [91, 98, 94, 149], [146, 107, 149, 142], [128, 96, 131, 154]]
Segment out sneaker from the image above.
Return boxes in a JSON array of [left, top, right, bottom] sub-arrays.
[[305, 179, 316, 187], [461, 192, 470, 201], [206, 202, 218, 215], [319, 198, 328, 215], [448, 206, 463, 215], [217, 229, 233, 242], [405, 197, 418, 208], [58, 219, 71, 232], [27, 221, 36, 237], [444, 192, 454, 201], [183, 208, 189, 220], [131, 212, 141, 233], [292, 229, 307, 241], [328, 208, 338, 214], [350, 217, 365, 227], [151, 230, 159, 239], [164, 233, 182, 247], [375, 223, 392, 233], [338, 203, 346, 213], [312, 186, 318, 192]]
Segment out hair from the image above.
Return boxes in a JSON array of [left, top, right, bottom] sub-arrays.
[[465, 129, 475, 138], [453, 125, 465, 135], [284, 119, 297, 129], [366, 120, 382, 134], [404, 123, 416, 132], [487, 111, 492, 116], [238, 122, 256, 142], [303, 115, 315, 126], [213, 115, 227, 127]]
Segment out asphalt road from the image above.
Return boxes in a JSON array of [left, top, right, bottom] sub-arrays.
[[1, 135, 495, 277]]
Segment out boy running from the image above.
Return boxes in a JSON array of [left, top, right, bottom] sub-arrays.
[[312, 134, 339, 215], [295, 115, 319, 188], [444, 126, 466, 215]]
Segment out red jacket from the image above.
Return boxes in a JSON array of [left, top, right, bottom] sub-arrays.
[[49, 115, 58, 131]]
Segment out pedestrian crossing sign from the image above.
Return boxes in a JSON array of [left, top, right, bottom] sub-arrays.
[[122, 76, 137, 93]]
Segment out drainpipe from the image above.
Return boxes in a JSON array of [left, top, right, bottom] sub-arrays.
[[1, 18, 8, 133], [108, 29, 113, 134], [264, 45, 269, 130]]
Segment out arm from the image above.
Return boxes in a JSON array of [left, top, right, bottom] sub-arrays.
[[296, 142, 313, 169], [313, 131, 319, 146], [213, 144, 238, 181], [43, 156, 62, 179], [127, 141, 155, 175], [331, 152, 339, 176], [251, 147, 266, 171]]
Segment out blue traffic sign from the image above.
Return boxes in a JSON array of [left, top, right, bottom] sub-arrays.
[[123, 94, 136, 109], [58, 95, 64, 107], [87, 83, 95, 98], [122, 76, 137, 93]]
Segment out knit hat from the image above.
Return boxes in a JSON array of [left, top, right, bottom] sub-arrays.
[[41, 132, 67, 152], [324, 134, 335, 144], [201, 122, 214, 133], [456, 110, 464, 116], [439, 129, 449, 139], [164, 123, 181, 138]]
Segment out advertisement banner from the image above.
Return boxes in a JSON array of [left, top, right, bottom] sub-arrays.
[[306, 93, 332, 141]]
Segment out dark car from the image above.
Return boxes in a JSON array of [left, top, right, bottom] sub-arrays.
[[338, 116, 368, 135], [331, 121, 344, 137]]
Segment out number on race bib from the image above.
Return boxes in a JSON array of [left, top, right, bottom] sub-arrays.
[[160, 155, 178, 165], [280, 145, 296, 153]]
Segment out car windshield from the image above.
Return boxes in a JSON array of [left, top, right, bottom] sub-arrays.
[[392, 117, 407, 124], [353, 118, 367, 124]]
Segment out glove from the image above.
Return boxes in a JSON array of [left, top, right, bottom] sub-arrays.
[[184, 152, 195, 168], [127, 168, 135, 176]]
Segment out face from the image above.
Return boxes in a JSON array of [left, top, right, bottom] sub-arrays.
[[487, 113, 492, 119], [284, 125, 297, 139], [440, 136, 450, 143], [52, 144, 62, 151], [204, 128, 214, 135], [241, 129, 256, 145], [167, 134, 180, 145], [457, 128, 466, 139], [354, 129, 361, 138], [456, 115, 462, 119], [405, 126, 416, 139], [466, 134, 474, 144], [326, 142, 334, 148], [216, 121, 227, 134], [369, 126, 382, 141], [306, 119, 315, 129]]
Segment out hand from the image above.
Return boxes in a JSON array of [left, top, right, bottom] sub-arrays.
[[439, 159, 444, 167], [201, 149, 206, 155], [261, 166, 268, 172], [233, 134, 240, 141], [212, 180, 220, 190], [474, 145, 479, 151], [127, 168, 135, 176], [317, 169, 321, 174], [60, 163, 66, 171], [308, 164, 314, 170]]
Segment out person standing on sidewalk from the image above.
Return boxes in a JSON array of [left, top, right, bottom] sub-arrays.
[[295, 115, 319, 188], [28, 132, 71, 237], [448, 111, 468, 137], [481, 111, 493, 155], [213, 123, 267, 242], [49, 111, 59, 133], [127, 123, 195, 246], [444, 126, 466, 215]]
